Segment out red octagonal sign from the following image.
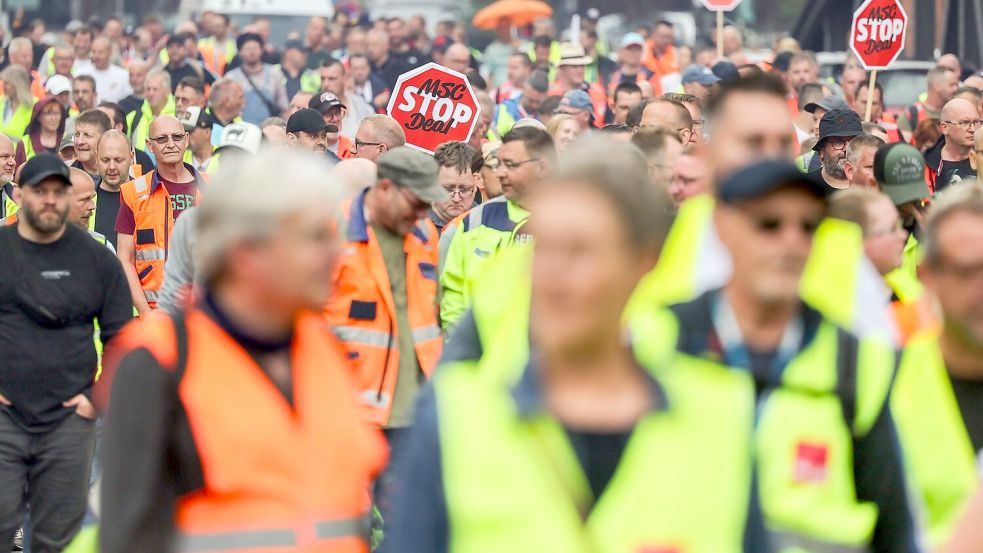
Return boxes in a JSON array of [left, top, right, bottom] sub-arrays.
[[850, 0, 908, 70], [386, 62, 481, 155], [700, 0, 743, 11]]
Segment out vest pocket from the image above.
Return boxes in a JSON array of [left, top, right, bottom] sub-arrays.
[[418, 262, 437, 280], [348, 300, 377, 321], [138, 265, 153, 280], [136, 228, 156, 245]]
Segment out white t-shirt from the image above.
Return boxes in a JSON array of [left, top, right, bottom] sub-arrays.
[[76, 64, 133, 104]]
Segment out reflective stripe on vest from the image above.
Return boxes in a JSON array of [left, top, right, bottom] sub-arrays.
[[108, 309, 387, 553], [177, 516, 368, 552], [326, 189, 443, 425], [769, 530, 868, 553], [135, 248, 166, 261]]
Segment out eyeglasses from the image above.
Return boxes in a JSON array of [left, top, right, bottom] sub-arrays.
[[750, 215, 821, 236], [497, 158, 540, 171], [943, 119, 983, 129], [354, 139, 383, 151], [443, 185, 476, 198], [148, 132, 187, 145], [692, 119, 706, 129], [826, 137, 851, 151]]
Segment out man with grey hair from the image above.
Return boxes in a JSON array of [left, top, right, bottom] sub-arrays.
[[100, 149, 386, 553], [844, 134, 886, 189], [206, 78, 245, 147], [353, 115, 406, 162], [124, 68, 175, 154]]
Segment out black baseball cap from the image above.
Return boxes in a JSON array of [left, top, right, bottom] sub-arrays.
[[813, 108, 864, 152], [287, 108, 329, 134], [309, 91, 346, 114], [19, 152, 71, 187], [718, 159, 826, 205]]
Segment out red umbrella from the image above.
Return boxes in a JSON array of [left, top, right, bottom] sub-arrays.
[[472, 0, 554, 30]]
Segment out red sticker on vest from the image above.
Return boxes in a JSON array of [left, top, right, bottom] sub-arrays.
[[637, 547, 680, 553], [794, 442, 829, 483]]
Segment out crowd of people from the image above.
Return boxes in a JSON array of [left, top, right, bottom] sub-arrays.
[[0, 5, 982, 553]]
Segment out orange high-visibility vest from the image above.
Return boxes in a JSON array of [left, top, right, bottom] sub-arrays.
[[641, 43, 679, 77], [324, 189, 443, 426], [112, 308, 387, 553], [118, 165, 205, 307], [4, 212, 16, 225]]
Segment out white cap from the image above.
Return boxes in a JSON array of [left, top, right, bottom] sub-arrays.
[[218, 123, 262, 155], [44, 74, 72, 96]]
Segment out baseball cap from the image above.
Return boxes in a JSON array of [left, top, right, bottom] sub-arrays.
[[309, 91, 346, 114], [560, 90, 593, 114], [712, 61, 739, 84], [804, 95, 850, 114], [874, 143, 930, 206], [19, 152, 72, 187], [512, 118, 547, 131], [65, 20, 84, 34], [681, 64, 721, 86], [771, 51, 794, 73], [558, 42, 592, 66], [217, 122, 262, 155], [287, 108, 330, 135], [620, 32, 646, 49], [177, 106, 212, 131], [718, 159, 826, 205], [813, 109, 864, 151], [59, 133, 75, 153], [377, 147, 448, 203], [44, 75, 72, 96], [431, 35, 455, 54]]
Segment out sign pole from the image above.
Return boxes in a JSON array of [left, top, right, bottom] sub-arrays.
[[716, 11, 724, 58], [865, 70, 878, 122]]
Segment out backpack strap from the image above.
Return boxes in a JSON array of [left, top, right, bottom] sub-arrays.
[[167, 310, 190, 380]]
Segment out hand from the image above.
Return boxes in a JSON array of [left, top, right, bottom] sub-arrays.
[[63, 394, 97, 419], [0, 392, 10, 406]]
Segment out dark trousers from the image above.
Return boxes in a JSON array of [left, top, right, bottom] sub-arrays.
[[0, 411, 96, 553]]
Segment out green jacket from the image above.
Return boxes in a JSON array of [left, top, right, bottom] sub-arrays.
[[125, 96, 176, 151], [436, 307, 756, 553], [438, 196, 529, 330]]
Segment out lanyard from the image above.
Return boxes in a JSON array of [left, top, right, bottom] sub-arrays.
[[710, 292, 803, 388]]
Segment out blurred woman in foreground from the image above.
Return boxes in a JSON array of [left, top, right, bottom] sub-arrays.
[[389, 138, 764, 553]]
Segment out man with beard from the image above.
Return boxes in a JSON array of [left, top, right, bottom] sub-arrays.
[[0, 153, 130, 553], [286, 108, 329, 156], [93, 130, 132, 249], [810, 109, 864, 194], [429, 142, 477, 235]]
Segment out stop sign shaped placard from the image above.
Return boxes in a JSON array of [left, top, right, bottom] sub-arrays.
[[850, 0, 908, 70], [386, 62, 481, 155], [700, 0, 743, 11]]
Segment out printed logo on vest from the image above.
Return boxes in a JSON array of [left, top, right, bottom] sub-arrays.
[[637, 547, 680, 553], [794, 441, 829, 483]]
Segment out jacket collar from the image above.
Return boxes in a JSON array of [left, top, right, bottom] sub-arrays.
[[511, 348, 669, 419], [348, 187, 431, 245], [149, 163, 206, 195]]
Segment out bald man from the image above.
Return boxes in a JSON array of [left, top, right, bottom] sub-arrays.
[[639, 98, 694, 144], [117, 114, 205, 314], [444, 43, 472, 74], [928, 97, 980, 191], [333, 157, 377, 198]]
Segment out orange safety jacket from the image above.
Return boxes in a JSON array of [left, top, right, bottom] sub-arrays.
[[337, 135, 354, 160], [118, 164, 206, 308], [324, 189, 443, 426], [4, 212, 16, 225], [112, 308, 387, 553], [641, 43, 679, 77]]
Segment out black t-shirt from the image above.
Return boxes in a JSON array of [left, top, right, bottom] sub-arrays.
[[94, 186, 122, 248], [808, 168, 846, 197], [0, 224, 132, 432], [949, 376, 983, 455], [936, 158, 975, 192], [565, 427, 632, 505]]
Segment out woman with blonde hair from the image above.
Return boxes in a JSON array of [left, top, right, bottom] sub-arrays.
[[546, 113, 580, 152], [0, 65, 35, 141]]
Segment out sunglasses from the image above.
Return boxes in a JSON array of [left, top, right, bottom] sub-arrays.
[[148, 132, 188, 145]]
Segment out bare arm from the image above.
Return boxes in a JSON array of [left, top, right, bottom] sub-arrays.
[[116, 232, 152, 316]]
